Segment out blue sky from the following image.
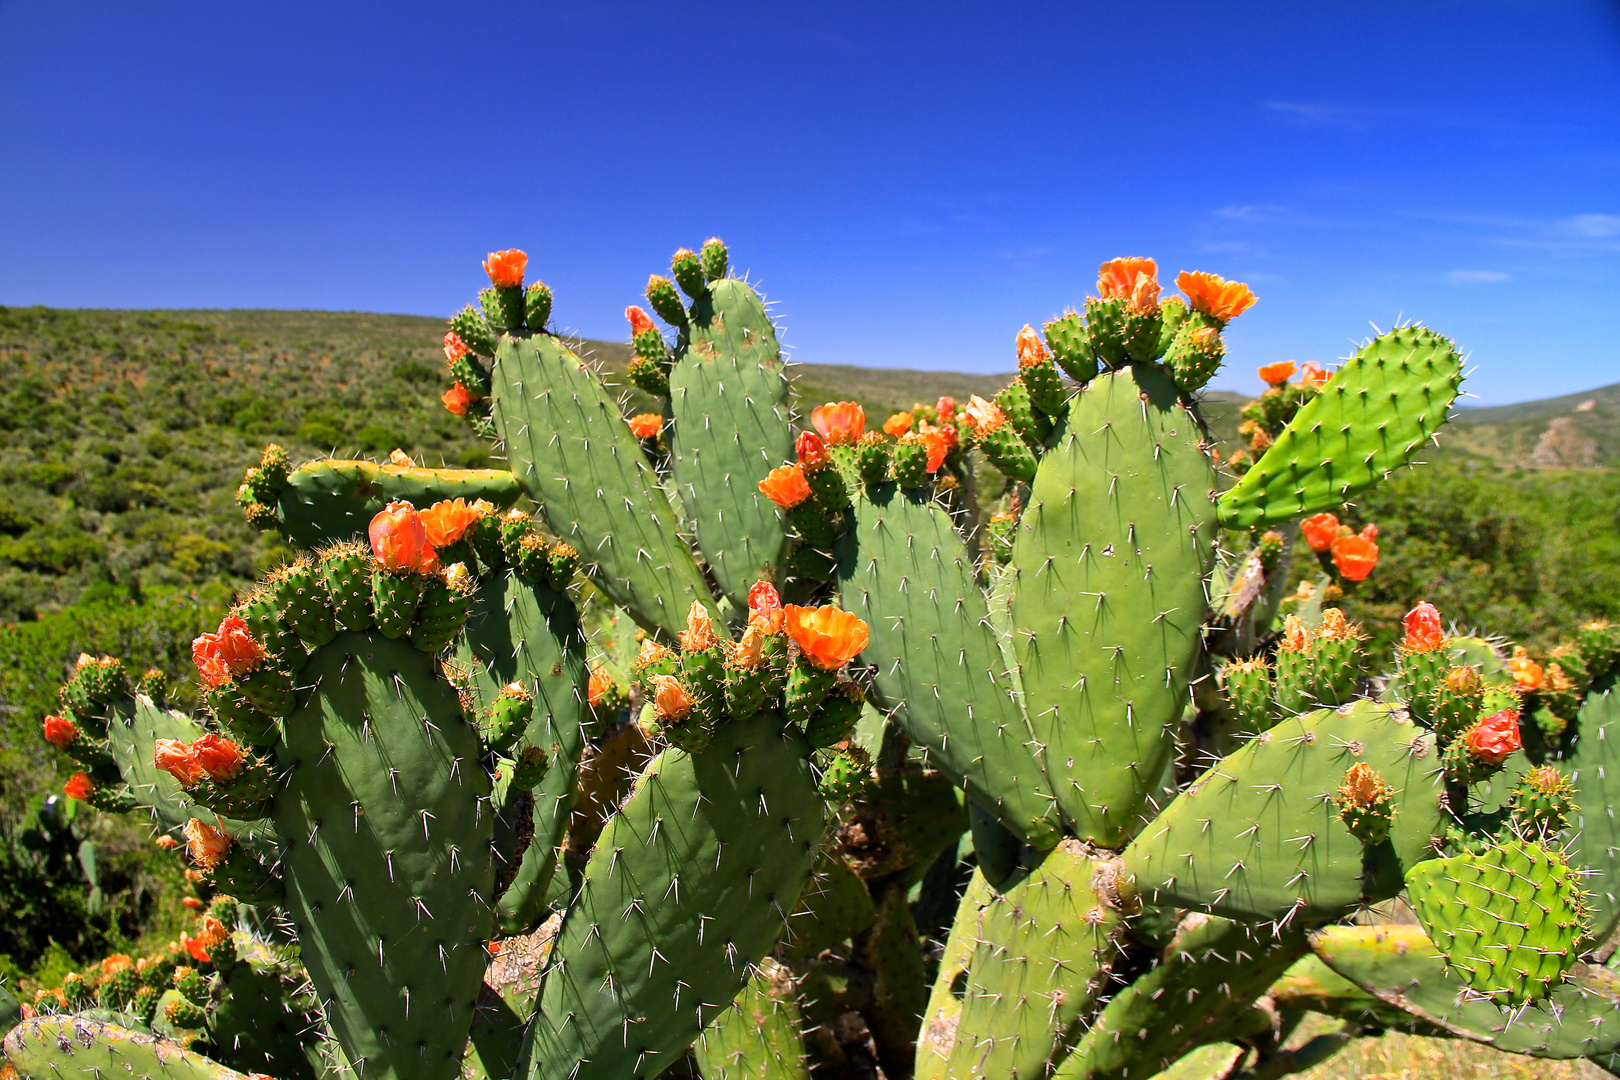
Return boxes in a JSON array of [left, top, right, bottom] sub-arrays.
[[1, 2, 1616, 403]]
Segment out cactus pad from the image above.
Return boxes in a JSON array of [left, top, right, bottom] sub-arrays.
[[270, 459, 520, 549]]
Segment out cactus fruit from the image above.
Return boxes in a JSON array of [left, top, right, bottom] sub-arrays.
[[1334, 763, 1395, 845], [1509, 764, 1577, 838], [1406, 840, 1589, 1005]]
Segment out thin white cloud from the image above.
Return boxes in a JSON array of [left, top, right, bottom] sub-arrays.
[[1565, 214, 1620, 238], [1446, 270, 1511, 284]]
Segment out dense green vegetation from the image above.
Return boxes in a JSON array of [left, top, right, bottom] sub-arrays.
[[1, 303, 1616, 992]]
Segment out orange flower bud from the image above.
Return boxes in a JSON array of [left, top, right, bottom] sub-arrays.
[[1509, 646, 1544, 692], [625, 305, 656, 337], [1465, 710, 1522, 764], [190, 734, 245, 782], [1015, 325, 1050, 369], [441, 383, 474, 416], [1175, 271, 1257, 323], [758, 464, 812, 509], [748, 580, 784, 633], [442, 331, 469, 364], [783, 605, 870, 671], [811, 402, 866, 446], [181, 931, 211, 964], [679, 601, 720, 652], [369, 501, 440, 573], [1097, 258, 1159, 301], [1128, 273, 1162, 315], [63, 772, 93, 800], [182, 896, 203, 909], [1330, 534, 1378, 582], [587, 664, 611, 707], [626, 413, 663, 439], [1402, 602, 1444, 653], [796, 430, 830, 468], [419, 498, 482, 548], [42, 714, 77, 749], [183, 818, 230, 870], [1257, 361, 1297, 387], [936, 396, 956, 422], [483, 249, 528, 289], [651, 674, 694, 724], [191, 616, 265, 687], [154, 739, 205, 786], [883, 411, 913, 437], [1300, 513, 1341, 553]]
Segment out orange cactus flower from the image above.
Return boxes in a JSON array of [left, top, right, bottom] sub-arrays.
[[796, 430, 830, 468], [1300, 513, 1341, 553], [811, 401, 866, 446], [190, 734, 245, 782], [420, 498, 482, 548], [758, 464, 812, 509], [625, 305, 656, 337], [194, 914, 228, 950], [936, 396, 956, 423], [442, 383, 474, 417], [1465, 710, 1522, 764], [587, 664, 612, 707], [182, 896, 204, 909], [919, 428, 949, 473], [679, 600, 720, 652], [101, 954, 133, 975], [1128, 274, 1162, 315], [63, 772, 94, 800], [154, 739, 205, 786], [1298, 361, 1329, 389], [154, 835, 179, 850], [443, 331, 469, 364], [1257, 361, 1297, 387], [183, 818, 230, 870], [1279, 614, 1310, 653], [1175, 271, 1257, 323], [192, 616, 266, 688], [42, 714, 77, 749], [1015, 325, 1050, 369], [1319, 608, 1357, 641], [181, 931, 211, 964], [1509, 646, 1544, 692], [1402, 602, 1445, 653], [783, 604, 870, 671], [883, 411, 914, 437], [1330, 534, 1378, 582], [483, 249, 528, 289], [650, 674, 694, 723], [626, 413, 663, 439], [962, 394, 1005, 433], [369, 501, 440, 574], [1097, 258, 1159, 300]]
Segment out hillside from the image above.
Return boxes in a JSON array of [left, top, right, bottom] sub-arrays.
[[1448, 381, 1620, 469]]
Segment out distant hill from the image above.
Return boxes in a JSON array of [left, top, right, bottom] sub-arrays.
[[1446, 382, 1620, 469]]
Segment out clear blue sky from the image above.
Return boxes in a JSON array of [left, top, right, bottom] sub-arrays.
[[2, 2, 1617, 403]]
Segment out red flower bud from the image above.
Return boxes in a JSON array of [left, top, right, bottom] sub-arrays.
[[796, 430, 829, 468], [155, 739, 205, 786], [625, 305, 656, 337], [369, 501, 440, 573], [1403, 602, 1444, 653], [441, 383, 473, 416], [42, 714, 77, 749], [190, 734, 245, 782], [63, 772, 94, 800], [1466, 710, 1522, 765]]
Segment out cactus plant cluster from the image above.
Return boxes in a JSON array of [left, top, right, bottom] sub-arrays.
[[12, 241, 1620, 1080]]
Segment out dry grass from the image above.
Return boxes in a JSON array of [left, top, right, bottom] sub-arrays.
[[1288, 1014, 1613, 1080]]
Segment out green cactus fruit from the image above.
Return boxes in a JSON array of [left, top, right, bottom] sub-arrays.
[[164, 993, 208, 1031], [722, 660, 773, 721], [1019, 356, 1068, 418], [1221, 657, 1273, 733], [1122, 700, 1445, 921], [1166, 321, 1225, 391], [1217, 325, 1464, 529], [1334, 762, 1396, 846], [370, 567, 426, 639], [209, 844, 281, 907], [818, 744, 872, 801], [522, 714, 822, 1080], [172, 966, 209, 1006], [272, 632, 493, 1080], [254, 442, 292, 492], [231, 589, 303, 670], [483, 684, 535, 756], [785, 656, 837, 729], [1012, 365, 1216, 847], [1549, 642, 1592, 695], [546, 541, 579, 593], [271, 559, 337, 648], [316, 541, 374, 632], [59, 972, 93, 1010], [524, 281, 552, 329], [803, 459, 850, 509], [680, 644, 729, 727], [803, 680, 863, 749], [944, 840, 1130, 1079], [449, 351, 492, 397], [1442, 708, 1522, 785], [977, 420, 1037, 484], [192, 756, 278, 819], [1084, 296, 1128, 369], [1043, 311, 1098, 384], [510, 744, 550, 790], [270, 458, 520, 551], [231, 663, 293, 719], [1157, 295, 1188, 351], [1122, 301, 1164, 365], [1430, 664, 1485, 744], [632, 640, 681, 700], [627, 352, 670, 397], [671, 246, 708, 298], [855, 432, 892, 487], [450, 305, 498, 357], [1406, 840, 1588, 1006], [408, 568, 475, 655], [993, 378, 1049, 444], [240, 493, 277, 531], [131, 984, 160, 1022], [889, 437, 930, 488], [1510, 764, 1577, 839], [98, 964, 139, 1011], [984, 507, 1017, 566], [67, 655, 129, 707], [1399, 646, 1450, 726], [646, 273, 688, 327], [86, 784, 137, 812], [1578, 619, 1620, 680], [243, 464, 278, 507], [480, 285, 526, 335], [631, 325, 670, 366], [699, 237, 729, 281]]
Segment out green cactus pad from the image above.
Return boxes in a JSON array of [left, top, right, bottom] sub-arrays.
[[207, 954, 322, 1080], [944, 840, 1128, 1079], [1010, 365, 1216, 847], [1312, 924, 1620, 1060], [834, 483, 1064, 849], [103, 695, 265, 836], [1122, 700, 1446, 921], [1406, 841, 1587, 1006], [1217, 326, 1464, 529], [692, 960, 809, 1080], [669, 278, 793, 609], [916, 869, 997, 1080], [521, 713, 823, 1080], [4, 1015, 260, 1080], [1054, 917, 1312, 1080], [490, 332, 717, 639], [271, 458, 521, 549], [1554, 682, 1620, 942], [273, 632, 494, 1080]]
